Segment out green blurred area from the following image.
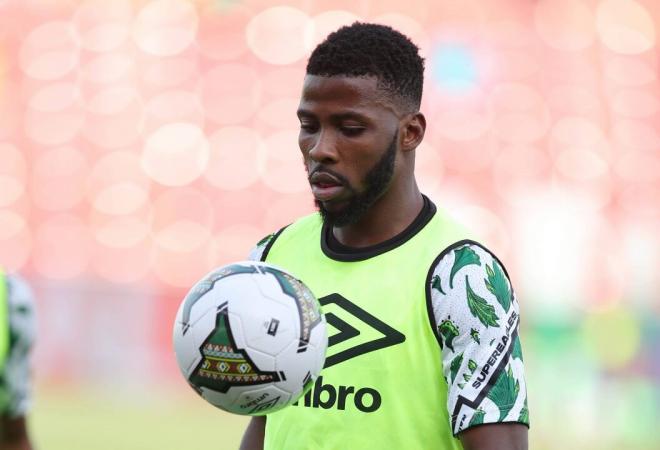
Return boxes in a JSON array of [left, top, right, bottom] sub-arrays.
[[31, 378, 659, 450], [31, 384, 249, 450]]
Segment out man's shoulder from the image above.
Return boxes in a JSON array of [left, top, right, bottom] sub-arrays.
[[249, 212, 322, 261]]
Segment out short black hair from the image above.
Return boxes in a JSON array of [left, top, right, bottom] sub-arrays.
[[306, 22, 425, 112]]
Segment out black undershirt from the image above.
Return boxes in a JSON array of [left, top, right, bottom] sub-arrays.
[[321, 194, 437, 262]]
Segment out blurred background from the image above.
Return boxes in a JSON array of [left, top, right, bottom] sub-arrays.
[[0, 0, 658, 448]]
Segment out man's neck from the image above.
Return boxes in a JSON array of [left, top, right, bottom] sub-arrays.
[[331, 183, 424, 248]]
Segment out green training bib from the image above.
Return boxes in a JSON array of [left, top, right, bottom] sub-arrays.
[[263, 209, 469, 450]]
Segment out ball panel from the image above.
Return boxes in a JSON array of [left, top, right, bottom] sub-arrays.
[[188, 303, 281, 396], [229, 284, 297, 358], [227, 312, 277, 372], [177, 263, 262, 330], [173, 324, 202, 377], [233, 385, 292, 415]]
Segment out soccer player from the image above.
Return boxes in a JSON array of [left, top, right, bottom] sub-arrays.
[[241, 23, 529, 450], [0, 269, 36, 450]]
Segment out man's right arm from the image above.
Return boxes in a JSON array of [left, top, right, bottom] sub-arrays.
[[239, 416, 265, 450], [239, 231, 279, 450]]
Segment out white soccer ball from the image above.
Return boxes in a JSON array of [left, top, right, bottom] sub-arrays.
[[173, 261, 327, 415]]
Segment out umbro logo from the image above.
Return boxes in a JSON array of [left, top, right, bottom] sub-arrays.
[[319, 293, 406, 368]]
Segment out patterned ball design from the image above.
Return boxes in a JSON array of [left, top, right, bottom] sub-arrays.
[[173, 261, 327, 415]]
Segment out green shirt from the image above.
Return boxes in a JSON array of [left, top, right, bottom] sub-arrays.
[[250, 197, 529, 449]]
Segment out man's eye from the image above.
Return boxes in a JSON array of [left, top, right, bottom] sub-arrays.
[[300, 123, 318, 133], [341, 127, 365, 137]]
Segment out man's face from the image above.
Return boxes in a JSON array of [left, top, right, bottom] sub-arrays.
[[297, 75, 402, 227]]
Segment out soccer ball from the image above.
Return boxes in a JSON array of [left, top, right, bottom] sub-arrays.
[[172, 261, 328, 415]]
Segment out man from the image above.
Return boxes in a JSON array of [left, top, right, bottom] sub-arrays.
[[241, 23, 529, 450], [0, 269, 35, 450]]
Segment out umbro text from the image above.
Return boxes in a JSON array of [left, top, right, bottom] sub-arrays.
[[293, 376, 382, 413]]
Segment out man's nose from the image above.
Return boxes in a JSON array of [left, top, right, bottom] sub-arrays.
[[307, 130, 338, 164]]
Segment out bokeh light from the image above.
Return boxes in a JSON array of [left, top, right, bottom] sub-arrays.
[[305, 10, 362, 51], [0, 2, 657, 449], [32, 214, 90, 280], [81, 52, 135, 87], [604, 55, 657, 86], [151, 188, 213, 253], [141, 55, 197, 89], [25, 82, 85, 145], [72, 0, 133, 53], [88, 150, 150, 215], [31, 146, 87, 211], [133, 0, 198, 57], [19, 21, 79, 80], [489, 83, 550, 143], [142, 89, 205, 134], [261, 130, 308, 194], [141, 122, 209, 186], [204, 126, 264, 191], [0, 143, 26, 207], [431, 45, 478, 90], [534, 0, 595, 51], [199, 63, 261, 125], [83, 86, 143, 149], [196, 3, 251, 61], [0, 209, 31, 271], [596, 0, 656, 54], [246, 6, 310, 65]]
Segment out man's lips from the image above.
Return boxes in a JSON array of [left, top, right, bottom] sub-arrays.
[[309, 171, 345, 202]]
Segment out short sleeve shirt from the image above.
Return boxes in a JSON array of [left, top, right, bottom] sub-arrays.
[[1, 274, 36, 418], [249, 232, 530, 436]]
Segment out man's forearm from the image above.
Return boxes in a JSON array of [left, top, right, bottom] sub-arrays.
[[459, 423, 528, 450], [239, 416, 266, 450]]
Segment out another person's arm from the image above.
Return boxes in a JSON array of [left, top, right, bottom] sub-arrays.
[[429, 241, 529, 450], [0, 275, 36, 450], [0, 416, 32, 450]]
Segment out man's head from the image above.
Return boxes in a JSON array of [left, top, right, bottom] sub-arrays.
[[306, 22, 424, 114], [298, 23, 426, 227]]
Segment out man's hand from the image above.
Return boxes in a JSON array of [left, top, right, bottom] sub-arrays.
[[239, 416, 266, 450], [459, 423, 528, 450]]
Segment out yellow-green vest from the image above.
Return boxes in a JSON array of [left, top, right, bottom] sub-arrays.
[[262, 208, 469, 450]]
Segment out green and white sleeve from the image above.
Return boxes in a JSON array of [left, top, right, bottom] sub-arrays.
[[247, 232, 278, 262], [429, 241, 529, 435], [1, 274, 36, 418]]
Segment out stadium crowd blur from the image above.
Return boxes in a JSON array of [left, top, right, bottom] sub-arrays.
[[0, 0, 657, 448]]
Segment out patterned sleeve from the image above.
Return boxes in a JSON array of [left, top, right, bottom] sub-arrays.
[[429, 241, 529, 435], [247, 232, 277, 261], [1, 274, 36, 418]]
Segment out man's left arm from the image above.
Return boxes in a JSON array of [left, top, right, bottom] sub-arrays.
[[429, 241, 529, 450]]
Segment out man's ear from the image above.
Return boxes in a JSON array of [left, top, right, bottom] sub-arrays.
[[401, 112, 426, 152]]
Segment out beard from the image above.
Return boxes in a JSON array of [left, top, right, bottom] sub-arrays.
[[313, 131, 398, 227]]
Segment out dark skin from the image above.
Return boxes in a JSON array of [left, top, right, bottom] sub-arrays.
[[298, 75, 424, 247], [240, 75, 528, 450], [0, 416, 32, 450]]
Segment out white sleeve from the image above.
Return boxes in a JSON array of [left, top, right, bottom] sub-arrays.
[[2, 274, 36, 418], [247, 231, 278, 261], [429, 241, 529, 435]]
